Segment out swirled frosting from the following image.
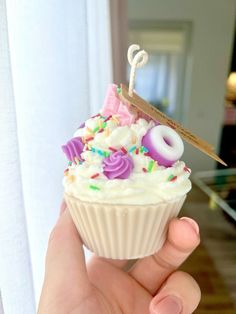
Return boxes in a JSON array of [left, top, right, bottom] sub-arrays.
[[62, 137, 84, 162], [62, 85, 191, 205], [103, 151, 134, 179]]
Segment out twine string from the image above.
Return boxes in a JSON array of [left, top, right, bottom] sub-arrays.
[[128, 44, 148, 96]]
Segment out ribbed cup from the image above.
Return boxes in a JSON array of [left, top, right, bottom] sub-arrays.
[[64, 194, 186, 259]]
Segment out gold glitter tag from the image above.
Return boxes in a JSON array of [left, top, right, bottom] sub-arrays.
[[120, 84, 227, 166]]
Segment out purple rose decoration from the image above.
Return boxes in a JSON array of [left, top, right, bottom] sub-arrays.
[[62, 137, 84, 162], [103, 151, 134, 179]]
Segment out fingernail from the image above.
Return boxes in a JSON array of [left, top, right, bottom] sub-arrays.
[[180, 217, 199, 235], [153, 295, 182, 314]]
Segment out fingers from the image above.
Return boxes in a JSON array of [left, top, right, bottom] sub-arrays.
[[149, 271, 201, 314], [39, 210, 91, 311], [129, 217, 200, 295], [89, 255, 128, 270], [59, 200, 67, 215]]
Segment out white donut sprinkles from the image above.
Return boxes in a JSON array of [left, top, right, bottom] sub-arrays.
[[142, 125, 184, 167]]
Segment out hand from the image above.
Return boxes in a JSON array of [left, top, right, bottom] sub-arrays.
[[38, 204, 201, 314]]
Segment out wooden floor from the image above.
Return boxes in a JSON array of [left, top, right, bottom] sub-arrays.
[[181, 185, 236, 313]]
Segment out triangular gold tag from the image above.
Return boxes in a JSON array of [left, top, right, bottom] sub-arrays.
[[120, 84, 227, 166]]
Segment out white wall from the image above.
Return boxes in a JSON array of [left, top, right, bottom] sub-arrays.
[[128, 0, 236, 171]]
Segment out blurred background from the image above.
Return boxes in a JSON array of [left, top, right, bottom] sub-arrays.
[[0, 0, 236, 313]]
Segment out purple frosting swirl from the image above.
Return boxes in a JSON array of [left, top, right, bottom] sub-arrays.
[[103, 151, 134, 179], [62, 137, 84, 162]]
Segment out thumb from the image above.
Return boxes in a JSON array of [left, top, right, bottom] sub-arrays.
[[38, 209, 91, 312], [149, 271, 201, 314]]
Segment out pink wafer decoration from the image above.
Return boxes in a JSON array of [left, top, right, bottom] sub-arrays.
[[101, 84, 137, 126]]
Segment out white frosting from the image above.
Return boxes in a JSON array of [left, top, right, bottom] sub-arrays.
[[63, 116, 191, 205], [64, 160, 191, 204]]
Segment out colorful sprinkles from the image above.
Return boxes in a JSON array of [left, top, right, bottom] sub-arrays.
[[167, 174, 177, 182], [93, 126, 100, 133], [109, 146, 117, 152], [89, 185, 100, 191], [148, 160, 155, 172], [116, 86, 121, 94], [121, 147, 127, 154], [90, 173, 99, 179], [90, 146, 111, 158], [129, 146, 136, 153], [85, 136, 94, 142], [104, 115, 112, 122], [184, 166, 191, 173]]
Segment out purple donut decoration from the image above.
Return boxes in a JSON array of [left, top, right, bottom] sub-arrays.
[[142, 125, 184, 167], [62, 137, 84, 162], [103, 151, 134, 179]]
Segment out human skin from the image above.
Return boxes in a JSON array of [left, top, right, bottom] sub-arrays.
[[38, 204, 201, 314]]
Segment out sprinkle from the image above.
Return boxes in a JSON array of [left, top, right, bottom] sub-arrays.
[[128, 146, 136, 153], [74, 157, 80, 164], [89, 185, 100, 191], [104, 115, 112, 122], [91, 173, 99, 179], [68, 175, 75, 182], [104, 151, 111, 157], [167, 174, 174, 181], [170, 175, 177, 182], [121, 147, 127, 154], [102, 122, 107, 129], [148, 160, 155, 172], [144, 152, 150, 157], [135, 148, 139, 155], [86, 127, 93, 134], [98, 119, 103, 129], [91, 113, 101, 118], [117, 86, 121, 94], [93, 126, 100, 133], [131, 135, 137, 144], [105, 127, 110, 137], [112, 115, 119, 124], [152, 161, 157, 171], [140, 146, 144, 153], [142, 146, 149, 153], [109, 146, 117, 152], [85, 136, 94, 142], [184, 166, 191, 173], [97, 149, 104, 156], [98, 128, 104, 133], [167, 174, 177, 182], [142, 167, 147, 173], [68, 161, 72, 166]]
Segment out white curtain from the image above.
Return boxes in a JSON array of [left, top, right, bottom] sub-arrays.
[[0, 0, 113, 312]]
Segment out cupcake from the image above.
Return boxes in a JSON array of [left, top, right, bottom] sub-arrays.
[[62, 84, 191, 259]]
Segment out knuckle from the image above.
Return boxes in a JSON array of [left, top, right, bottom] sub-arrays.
[[152, 253, 176, 271]]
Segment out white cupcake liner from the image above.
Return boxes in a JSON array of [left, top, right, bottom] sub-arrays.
[[64, 194, 186, 259]]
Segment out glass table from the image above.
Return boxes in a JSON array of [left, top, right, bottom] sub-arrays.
[[193, 168, 236, 221]]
